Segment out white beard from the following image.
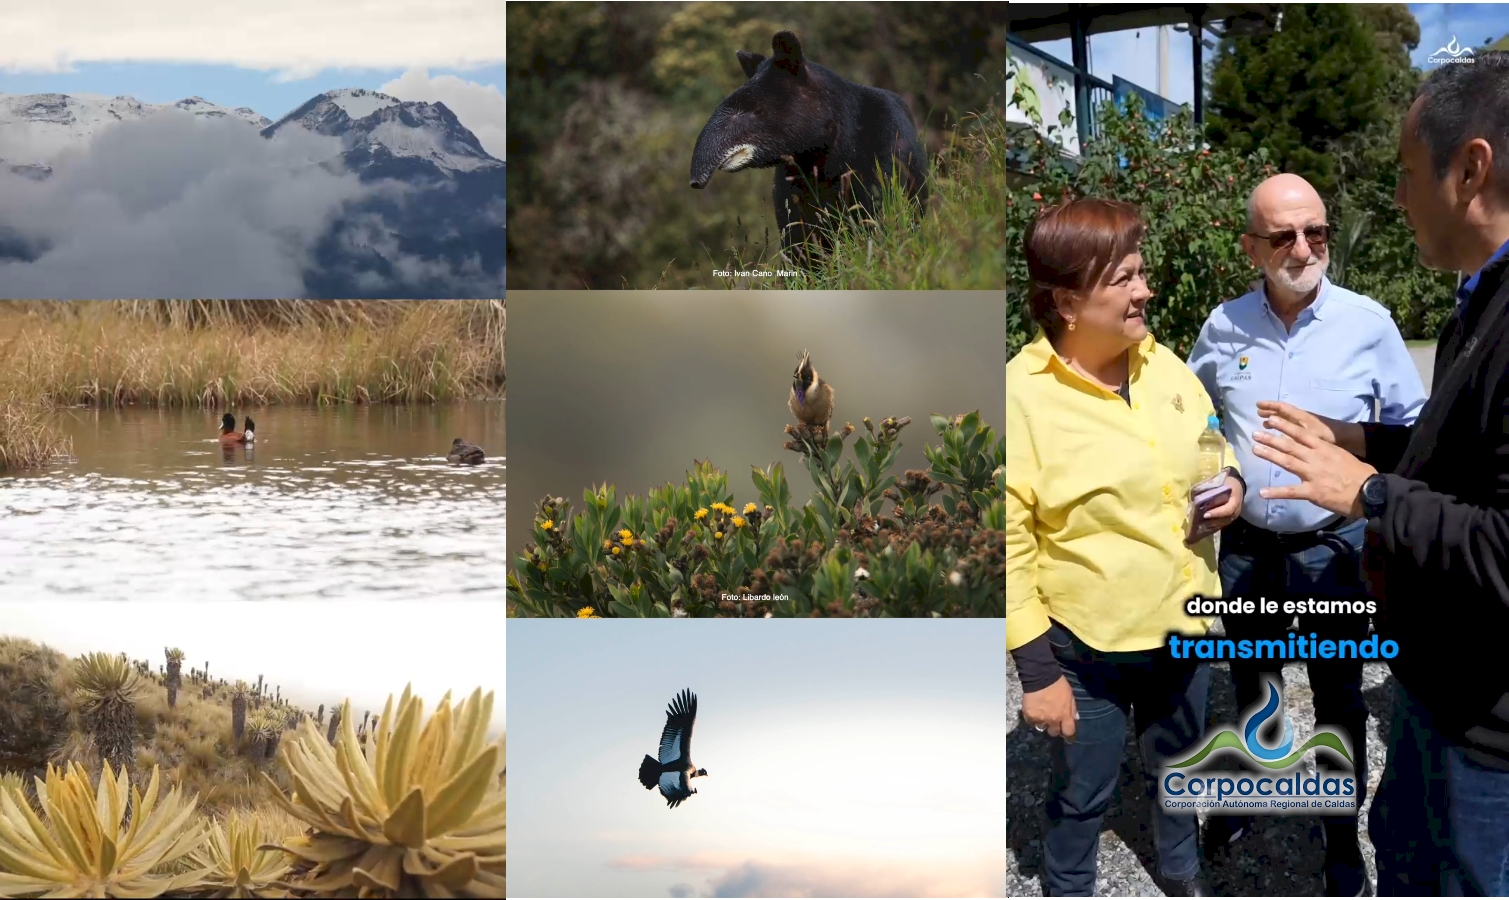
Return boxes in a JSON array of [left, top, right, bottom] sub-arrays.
[[1268, 256, 1328, 294]]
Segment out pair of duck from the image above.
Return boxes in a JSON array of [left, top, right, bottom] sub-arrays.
[[219, 414, 254, 445], [222, 413, 484, 465]]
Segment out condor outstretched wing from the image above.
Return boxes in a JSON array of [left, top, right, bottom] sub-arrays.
[[658, 689, 697, 768], [659, 770, 693, 808]]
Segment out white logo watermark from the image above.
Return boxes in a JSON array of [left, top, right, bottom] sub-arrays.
[[1429, 36, 1476, 65]]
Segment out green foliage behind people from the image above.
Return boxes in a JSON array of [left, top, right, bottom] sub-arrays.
[[1206, 4, 1391, 196]]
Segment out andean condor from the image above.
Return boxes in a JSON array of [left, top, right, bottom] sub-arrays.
[[638, 688, 707, 808]]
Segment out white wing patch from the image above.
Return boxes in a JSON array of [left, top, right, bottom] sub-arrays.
[[659, 725, 683, 765], [659, 771, 691, 805]]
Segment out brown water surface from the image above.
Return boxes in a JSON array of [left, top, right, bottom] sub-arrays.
[[0, 402, 505, 600]]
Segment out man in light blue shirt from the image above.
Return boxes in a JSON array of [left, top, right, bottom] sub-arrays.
[[1187, 173, 1425, 897]]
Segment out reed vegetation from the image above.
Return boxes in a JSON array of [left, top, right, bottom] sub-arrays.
[[0, 299, 504, 472]]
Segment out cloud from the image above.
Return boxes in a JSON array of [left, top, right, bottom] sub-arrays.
[[609, 854, 1000, 898], [0, 111, 367, 298], [380, 68, 505, 160], [0, 0, 503, 74]]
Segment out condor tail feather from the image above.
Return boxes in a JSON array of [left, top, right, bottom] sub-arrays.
[[638, 754, 660, 789]]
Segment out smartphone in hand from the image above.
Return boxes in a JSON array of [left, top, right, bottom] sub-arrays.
[[1186, 478, 1234, 544]]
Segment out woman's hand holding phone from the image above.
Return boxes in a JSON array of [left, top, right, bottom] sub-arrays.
[[1186, 474, 1243, 545]]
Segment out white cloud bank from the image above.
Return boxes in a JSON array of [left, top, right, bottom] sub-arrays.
[[381, 68, 504, 160], [0, 0, 504, 77]]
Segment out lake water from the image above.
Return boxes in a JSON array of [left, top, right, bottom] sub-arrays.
[[0, 402, 505, 600]]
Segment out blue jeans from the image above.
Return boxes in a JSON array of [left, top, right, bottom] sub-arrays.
[[1217, 516, 1371, 874], [1371, 682, 1509, 896], [1043, 621, 1210, 896]]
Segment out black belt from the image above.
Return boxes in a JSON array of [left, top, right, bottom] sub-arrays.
[[1225, 515, 1360, 560]]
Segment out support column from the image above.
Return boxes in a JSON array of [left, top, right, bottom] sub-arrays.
[[1070, 5, 1091, 147], [1191, 6, 1206, 125]]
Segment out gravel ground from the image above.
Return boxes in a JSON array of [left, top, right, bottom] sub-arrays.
[[1007, 634, 1394, 897]]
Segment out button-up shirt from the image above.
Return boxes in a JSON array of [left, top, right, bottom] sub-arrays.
[[1007, 332, 1239, 653], [1188, 277, 1426, 534]]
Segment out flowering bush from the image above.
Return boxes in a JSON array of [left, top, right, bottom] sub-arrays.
[[507, 412, 1005, 617], [1007, 62, 1276, 360]]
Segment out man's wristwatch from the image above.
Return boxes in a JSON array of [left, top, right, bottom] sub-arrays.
[[1359, 473, 1389, 519]]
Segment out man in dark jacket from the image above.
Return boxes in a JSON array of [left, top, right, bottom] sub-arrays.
[[1250, 53, 1509, 896]]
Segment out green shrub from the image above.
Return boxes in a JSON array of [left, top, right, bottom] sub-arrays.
[[507, 412, 1005, 617], [1006, 73, 1275, 360]]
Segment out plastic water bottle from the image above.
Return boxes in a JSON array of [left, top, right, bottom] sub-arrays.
[[1197, 414, 1225, 484]]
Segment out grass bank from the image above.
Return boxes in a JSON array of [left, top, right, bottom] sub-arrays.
[[0, 397, 72, 472], [0, 636, 506, 897], [0, 299, 505, 471], [717, 107, 1007, 290]]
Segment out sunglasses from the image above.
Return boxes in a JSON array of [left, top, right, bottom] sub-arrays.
[[1245, 224, 1332, 250]]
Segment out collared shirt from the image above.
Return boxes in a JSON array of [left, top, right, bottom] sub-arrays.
[[1189, 277, 1425, 534], [1460, 238, 1509, 311], [1006, 332, 1238, 653]]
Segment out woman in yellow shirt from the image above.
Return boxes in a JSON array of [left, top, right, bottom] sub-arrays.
[[1008, 199, 1244, 897]]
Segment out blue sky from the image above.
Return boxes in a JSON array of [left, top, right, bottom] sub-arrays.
[[0, 62, 504, 124], [1025, 3, 1507, 106], [507, 620, 1006, 898]]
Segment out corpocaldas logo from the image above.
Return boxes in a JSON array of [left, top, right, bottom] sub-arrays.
[[1429, 36, 1475, 65], [1159, 675, 1358, 814], [1238, 355, 1250, 370]]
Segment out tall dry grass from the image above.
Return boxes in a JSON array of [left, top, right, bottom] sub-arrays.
[[0, 300, 504, 407], [0, 397, 72, 472], [0, 300, 503, 469]]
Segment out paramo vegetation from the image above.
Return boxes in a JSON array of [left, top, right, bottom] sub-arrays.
[[508, 411, 1005, 618], [0, 638, 505, 898]]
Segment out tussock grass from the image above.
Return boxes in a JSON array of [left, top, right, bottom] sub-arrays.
[[0, 299, 505, 408], [0, 396, 71, 472], [717, 106, 1007, 290]]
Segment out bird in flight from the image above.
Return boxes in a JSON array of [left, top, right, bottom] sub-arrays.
[[788, 350, 834, 428], [638, 688, 707, 808]]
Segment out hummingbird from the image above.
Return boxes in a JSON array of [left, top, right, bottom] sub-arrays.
[[788, 350, 834, 427]]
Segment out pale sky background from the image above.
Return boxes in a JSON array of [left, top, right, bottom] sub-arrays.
[[1026, 3, 1504, 108], [0, 0, 505, 158], [507, 620, 1006, 898], [0, 601, 505, 734]]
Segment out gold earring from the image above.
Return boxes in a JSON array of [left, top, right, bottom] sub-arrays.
[[1068, 320, 1076, 331]]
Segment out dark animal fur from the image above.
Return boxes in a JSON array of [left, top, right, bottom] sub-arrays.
[[689, 31, 928, 264]]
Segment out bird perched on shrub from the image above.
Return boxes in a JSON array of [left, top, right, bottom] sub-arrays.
[[638, 688, 707, 808], [788, 350, 834, 428]]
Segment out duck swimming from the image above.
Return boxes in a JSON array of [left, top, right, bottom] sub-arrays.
[[220, 414, 255, 445], [447, 438, 485, 465]]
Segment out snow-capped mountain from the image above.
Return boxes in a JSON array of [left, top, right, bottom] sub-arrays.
[[0, 92, 268, 167], [263, 88, 499, 176], [0, 88, 504, 298]]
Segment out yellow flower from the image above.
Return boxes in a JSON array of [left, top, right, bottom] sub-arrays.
[[694, 508, 709, 520], [619, 529, 633, 541], [541, 519, 555, 531], [744, 502, 758, 515], [577, 607, 600, 618], [611, 546, 622, 555], [603, 540, 613, 550], [715, 531, 724, 539]]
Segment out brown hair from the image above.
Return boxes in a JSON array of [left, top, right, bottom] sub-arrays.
[[1023, 198, 1148, 339]]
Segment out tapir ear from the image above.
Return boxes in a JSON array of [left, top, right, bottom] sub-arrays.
[[771, 31, 804, 76], [736, 50, 765, 80]]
